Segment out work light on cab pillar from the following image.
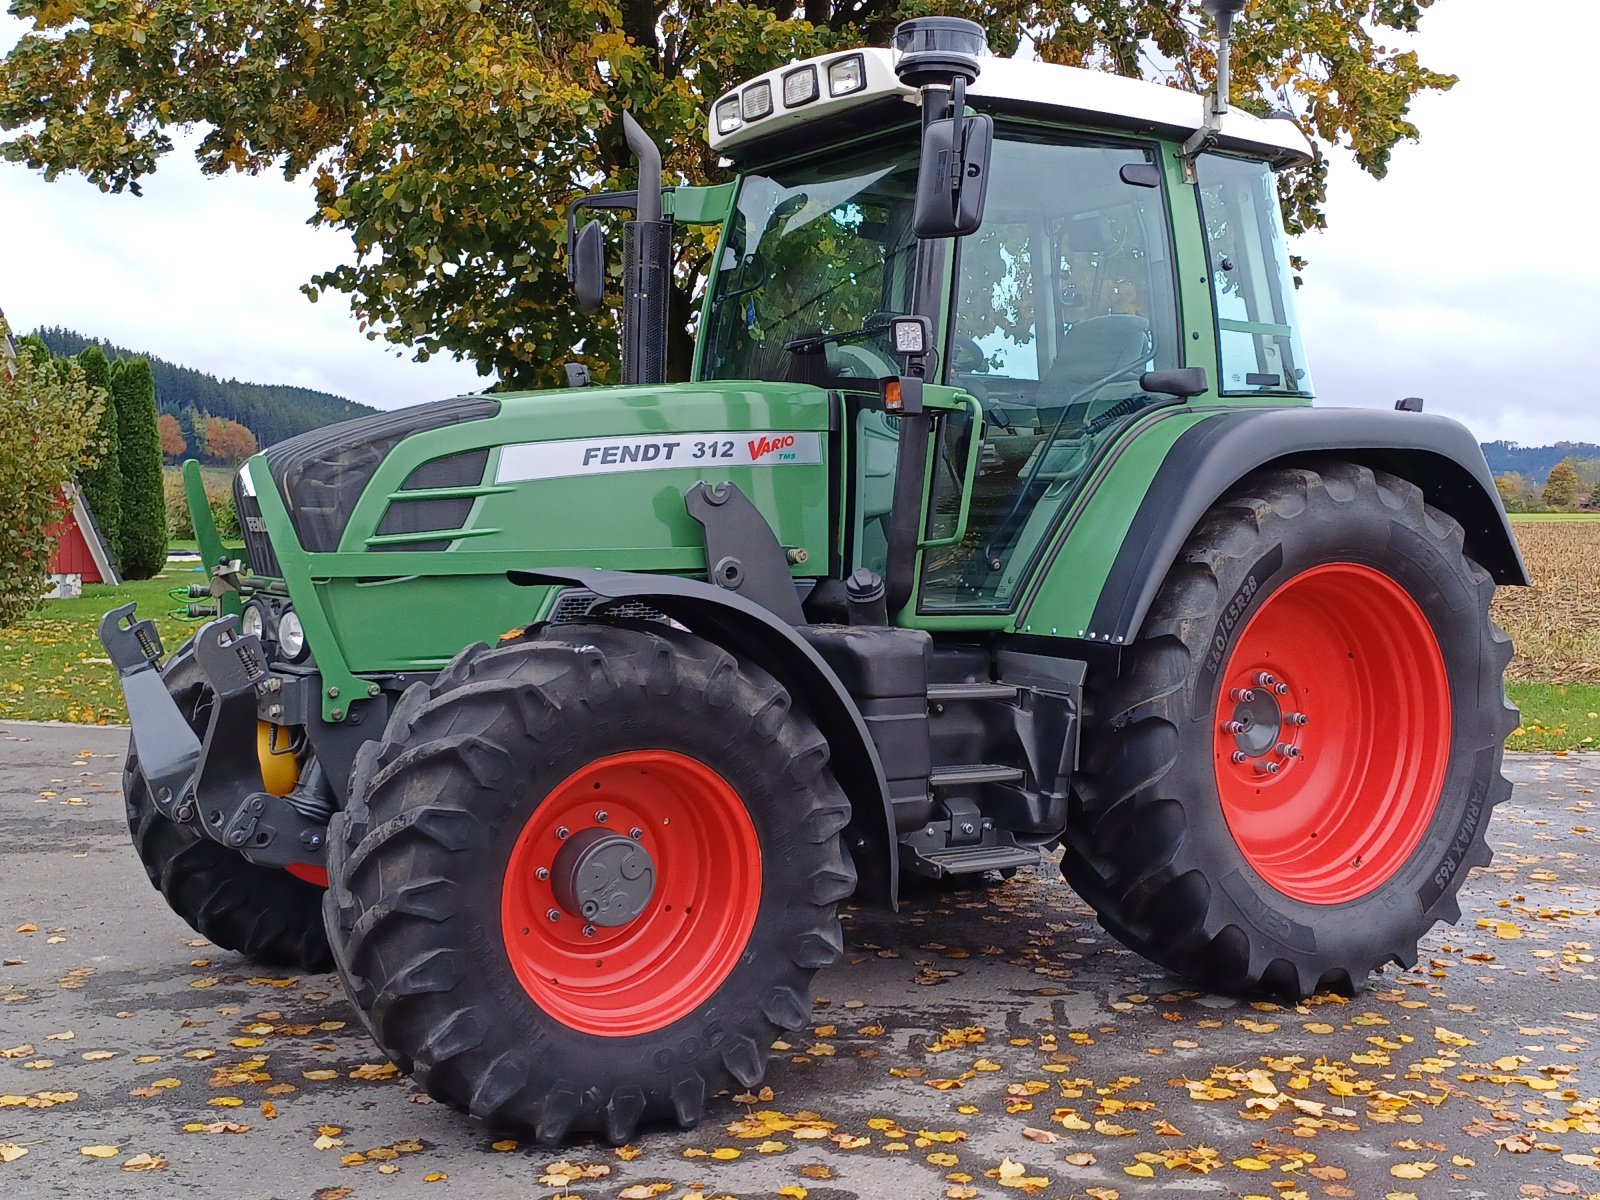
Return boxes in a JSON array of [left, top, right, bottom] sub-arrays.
[[99, 4, 1527, 1150]]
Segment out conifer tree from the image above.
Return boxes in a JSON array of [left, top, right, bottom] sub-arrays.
[[112, 357, 167, 578], [74, 344, 122, 564]]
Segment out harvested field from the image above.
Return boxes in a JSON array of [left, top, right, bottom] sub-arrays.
[[1493, 519, 1600, 682]]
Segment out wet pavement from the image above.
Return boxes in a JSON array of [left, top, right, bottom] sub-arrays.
[[2, 721, 1598, 1200]]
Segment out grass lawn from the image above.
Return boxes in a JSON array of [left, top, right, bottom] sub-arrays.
[[1509, 512, 1600, 522], [0, 568, 213, 725], [1505, 682, 1600, 752], [2, 571, 1596, 754]]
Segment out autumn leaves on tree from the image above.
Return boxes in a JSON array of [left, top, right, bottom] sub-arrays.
[[0, 1, 1459, 389]]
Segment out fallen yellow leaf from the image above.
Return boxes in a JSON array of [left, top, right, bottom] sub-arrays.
[[80, 1145, 119, 1158]]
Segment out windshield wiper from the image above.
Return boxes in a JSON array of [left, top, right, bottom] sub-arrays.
[[783, 314, 899, 356]]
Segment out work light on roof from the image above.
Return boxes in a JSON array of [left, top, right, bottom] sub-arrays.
[[740, 81, 774, 121], [714, 96, 742, 135], [891, 16, 987, 88], [826, 54, 865, 96], [782, 65, 819, 107]]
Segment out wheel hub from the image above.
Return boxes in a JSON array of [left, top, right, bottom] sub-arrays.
[[550, 828, 656, 927], [1221, 672, 1307, 780]]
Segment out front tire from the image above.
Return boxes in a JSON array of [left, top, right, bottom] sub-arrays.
[[324, 622, 855, 1143], [1063, 461, 1517, 997]]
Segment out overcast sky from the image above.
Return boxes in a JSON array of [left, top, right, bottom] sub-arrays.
[[2, 0, 1597, 445]]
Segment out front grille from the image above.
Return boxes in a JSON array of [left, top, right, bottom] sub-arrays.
[[550, 589, 668, 625], [233, 480, 282, 578]]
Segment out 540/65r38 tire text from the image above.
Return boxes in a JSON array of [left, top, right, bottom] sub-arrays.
[[323, 621, 856, 1144], [1063, 461, 1517, 997]]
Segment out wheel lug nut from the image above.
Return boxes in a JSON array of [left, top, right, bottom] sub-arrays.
[[1231, 751, 1248, 764], [556, 826, 570, 840], [1277, 743, 1302, 758], [1255, 672, 1276, 687], [546, 908, 561, 922], [1222, 720, 1246, 735], [582, 924, 597, 938], [1231, 688, 1255, 703], [594, 810, 608, 823], [535, 867, 550, 881], [1287, 712, 1309, 726], [629, 827, 644, 840], [1254, 761, 1280, 775], [1273, 682, 1289, 696]]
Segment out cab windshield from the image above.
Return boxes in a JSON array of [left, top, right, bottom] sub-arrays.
[[699, 138, 920, 385]]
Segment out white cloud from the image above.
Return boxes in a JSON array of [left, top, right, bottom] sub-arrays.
[[1293, 0, 1600, 445], [3, 1, 1597, 447]]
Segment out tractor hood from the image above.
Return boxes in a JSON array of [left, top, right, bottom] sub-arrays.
[[231, 379, 837, 672]]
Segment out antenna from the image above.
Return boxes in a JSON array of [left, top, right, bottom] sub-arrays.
[[1183, 0, 1248, 162]]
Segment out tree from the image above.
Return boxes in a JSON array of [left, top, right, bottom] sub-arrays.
[[111, 358, 168, 578], [1543, 461, 1581, 511], [201, 416, 260, 465], [1494, 473, 1529, 515], [74, 344, 122, 563], [0, 316, 105, 627], [0, 2, 1457, 388], [157, 412, 188, 459]]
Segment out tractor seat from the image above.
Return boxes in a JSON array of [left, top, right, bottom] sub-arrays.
[[1037, 314, 1152, 404]]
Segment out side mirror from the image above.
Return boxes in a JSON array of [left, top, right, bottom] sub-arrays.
[[572, 221, 605, 312], [912, 112, 993, 239]]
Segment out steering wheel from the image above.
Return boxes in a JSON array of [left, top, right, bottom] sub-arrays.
[[951, 335, 988, 373]]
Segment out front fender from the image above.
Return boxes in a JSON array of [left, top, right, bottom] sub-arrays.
[[510, 567, 898, 905], [1023, 407, 1527, 646]]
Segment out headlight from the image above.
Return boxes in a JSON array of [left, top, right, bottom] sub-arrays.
[[240, 602, 267, 641], [277, 609, 308, 662], [827, 54, 866, 96]]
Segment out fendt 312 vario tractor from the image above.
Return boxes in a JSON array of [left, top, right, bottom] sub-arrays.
[[104, 7, 1524, 1144]]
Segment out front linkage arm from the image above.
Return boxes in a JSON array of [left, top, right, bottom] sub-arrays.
[[100, 607, 328, 868]]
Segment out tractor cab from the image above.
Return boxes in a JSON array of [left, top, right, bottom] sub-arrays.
[[656, 22, 1316, 617]]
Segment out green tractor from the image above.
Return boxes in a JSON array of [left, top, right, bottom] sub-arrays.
[[103, 8, 1522, 1145]]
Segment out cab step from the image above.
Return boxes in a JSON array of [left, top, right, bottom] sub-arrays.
[[908, 842, 1043, 878], [930, 763, 1027, 788], [926, 682, 1020, 703]]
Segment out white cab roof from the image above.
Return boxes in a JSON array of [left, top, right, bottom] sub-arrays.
[[709, 47, 1313, 166]]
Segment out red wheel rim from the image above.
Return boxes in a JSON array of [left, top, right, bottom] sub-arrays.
[[1213, 562, 1450, 905], [501, 751, 762, 1037]]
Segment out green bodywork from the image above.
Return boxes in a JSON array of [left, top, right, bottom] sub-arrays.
[[214, 125, 1320, 722]]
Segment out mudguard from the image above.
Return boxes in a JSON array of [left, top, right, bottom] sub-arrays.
[[509, 567, 899, 904], [1027, 407, 1528, 645]]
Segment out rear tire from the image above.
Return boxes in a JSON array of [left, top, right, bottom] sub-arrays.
[[124, 647, 333, 971], [1063, 461, 1516, 997], [323, 621, 855, 1143]]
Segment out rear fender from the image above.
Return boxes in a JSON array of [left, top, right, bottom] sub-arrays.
[[1028, 407, 1528, 645], [510, 567, 898, 905]]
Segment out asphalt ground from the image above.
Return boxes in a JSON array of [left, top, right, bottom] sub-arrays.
[[2, 721, 1598, 1200]]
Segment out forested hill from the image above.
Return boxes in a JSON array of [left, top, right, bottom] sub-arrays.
[[35, 327, 376, 447], [1482, 441, 1600, 483]]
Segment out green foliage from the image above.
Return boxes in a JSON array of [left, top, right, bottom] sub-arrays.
[[1543, 461, 1581, 511], [0, 315, 106, 628], [1, 1, 1459, 387], [111, 357, 168, 579], [36, 328, 373, 449], [164, 468, 238, 540], [1495, 472, 1536, 515], [74, 344, 122, 564]]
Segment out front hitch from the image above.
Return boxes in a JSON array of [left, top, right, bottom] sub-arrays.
[[101, 607, 330, 868], [100, 605, 201, 820]]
